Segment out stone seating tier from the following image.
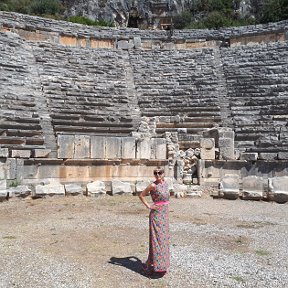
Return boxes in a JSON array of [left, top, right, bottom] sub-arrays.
[[221, 41, 288, 153]]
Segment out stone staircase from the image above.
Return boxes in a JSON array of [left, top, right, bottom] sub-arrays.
[[221, 41, 288, 156]]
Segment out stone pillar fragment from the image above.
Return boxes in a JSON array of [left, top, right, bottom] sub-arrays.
[[219, 131, 235, 160]]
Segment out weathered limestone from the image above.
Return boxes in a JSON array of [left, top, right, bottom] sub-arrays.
[[86, 181, 106, 196], [0, 148, 9, 158], [6, 185, 31, 198], [219, 174, 240, 199], [0, 189, 8, 201], [57, 135, 74, 159], [74, 135, 90, 159], [91, 136, 106, 159], [64, 183, 83, 196], [11, 150, 31, 158], [121, 137, 136, 159], [135, 180, 151, 193], [268, 176, 288, 203], [173, 183, 188, 198], [112, 180, 132, 195], [106, 137, 122, 159], [200, 138, 215, 160], [151, 138, 167, 159], [219, 130, 235, 160], [136, 139, 151, 160], [240, 153, 258, 161], [242, 176, 265, 200], [33, 149, 51, 158], [35, 182, 65, 197]]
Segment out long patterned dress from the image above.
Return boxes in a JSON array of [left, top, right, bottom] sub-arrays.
[[146, 181, 170, 272]]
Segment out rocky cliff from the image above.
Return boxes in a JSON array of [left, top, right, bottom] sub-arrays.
[[62, 0, 185, 28]]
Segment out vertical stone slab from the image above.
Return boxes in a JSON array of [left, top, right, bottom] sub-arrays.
[[219, 130, 235, 160], [74, 135, 90, 159], [151, 138, 167, 159], [57, 135, 74, 159], [121, 137, 136, 159], [136, 138, 151, 160], [200, 138, 215, 160], [106, 137, 121, 159], [91, 136, 106, 159], [6, 159, 24, 181], [219, 137, 234, 160]]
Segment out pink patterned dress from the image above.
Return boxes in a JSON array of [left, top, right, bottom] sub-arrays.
[[146, 181, 170, 273]]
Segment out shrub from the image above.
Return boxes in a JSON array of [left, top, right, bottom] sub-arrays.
[[29, 0, 64, 16]]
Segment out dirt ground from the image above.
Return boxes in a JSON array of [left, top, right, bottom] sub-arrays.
[[0, 194, 287, 288]]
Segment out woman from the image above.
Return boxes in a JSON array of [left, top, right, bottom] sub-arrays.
[[139, 167, 170, 276]]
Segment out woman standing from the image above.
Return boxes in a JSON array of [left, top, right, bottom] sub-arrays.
[[139, 167, 170, 276]]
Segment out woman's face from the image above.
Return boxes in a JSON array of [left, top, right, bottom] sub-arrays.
[[154, 170, 163, 180]]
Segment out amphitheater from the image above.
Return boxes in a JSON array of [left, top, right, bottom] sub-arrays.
[[0, 11, 287, 202]]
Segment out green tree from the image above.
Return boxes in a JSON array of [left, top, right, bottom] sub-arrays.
[[29, 0, 64, 16], [261, 0, 288, 23]]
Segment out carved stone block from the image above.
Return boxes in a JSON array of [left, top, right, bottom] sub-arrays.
[[268, 176, 288, 203], [121, 137, 136, 159], [136, 138, 151, 160], [106, 137, 121, 159], [151, 138, 167, 159], [200, 138, 215, 160], [57, 135, 74, 159], [242, 176, 265, 200], [91, 136, 106, 159], [219, 137, 235, 160], [74, 135, 90, 159]]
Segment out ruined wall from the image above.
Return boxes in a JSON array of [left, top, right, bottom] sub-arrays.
[[0, 11, 288, 197]]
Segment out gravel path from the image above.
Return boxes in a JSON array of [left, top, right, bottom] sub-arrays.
[[0, 195, 287, 288]]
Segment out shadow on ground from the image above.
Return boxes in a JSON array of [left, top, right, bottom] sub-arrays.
[[108, 256, 165, 279]]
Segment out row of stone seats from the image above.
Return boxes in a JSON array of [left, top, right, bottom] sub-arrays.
[[129, 49, 223, 139], [219, 175, 288, 203], [0, 32, 46, 156], [221, 41, 288, 156], [31, 42, 140, 136]]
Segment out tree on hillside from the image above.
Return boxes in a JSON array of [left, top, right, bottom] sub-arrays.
[[260, 0, 288, 23]]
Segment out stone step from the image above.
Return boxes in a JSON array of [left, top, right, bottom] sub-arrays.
[[157, 122, 215, 128], [52, 119, 134, 128], [54, 125, 135, 134], [0, 121, 42, 130], [156, 127, 207, 134]]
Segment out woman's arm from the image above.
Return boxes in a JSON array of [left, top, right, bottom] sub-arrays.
[[139, 184, 154, 210]]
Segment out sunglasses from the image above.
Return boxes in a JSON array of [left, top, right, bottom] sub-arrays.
[[154, 171, 163, 176]]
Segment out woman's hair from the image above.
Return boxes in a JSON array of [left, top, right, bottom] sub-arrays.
[[153, 166, 164, 174]]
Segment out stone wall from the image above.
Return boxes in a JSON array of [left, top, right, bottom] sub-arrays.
[[0, 11, 288, 191]]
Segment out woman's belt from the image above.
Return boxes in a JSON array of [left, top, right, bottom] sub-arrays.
[[154, 201, 169, 205]]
